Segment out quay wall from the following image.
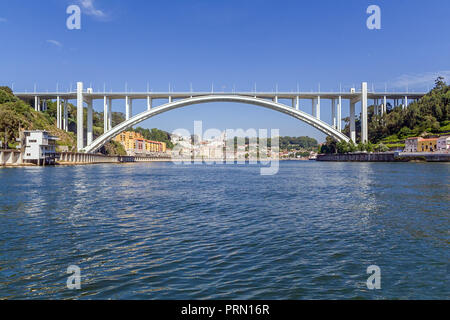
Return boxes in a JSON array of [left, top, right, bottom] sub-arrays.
[[1, 151, 172, 166], [58, 153, 170, 164], [58, 152, 120, 164], [317, 152, 450, 162], [0, 150, 23, 166]]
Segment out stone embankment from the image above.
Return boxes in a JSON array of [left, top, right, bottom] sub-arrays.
[[316, 152, 450, 162]]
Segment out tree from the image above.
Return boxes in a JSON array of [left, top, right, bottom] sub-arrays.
[[336, 141, 349, 154], [375, 143, 389, 152], [435, 76, 446, 90], [320, 136, 337, 154]]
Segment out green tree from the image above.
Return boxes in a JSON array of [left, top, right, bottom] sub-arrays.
[[320, 136, 337, 154], [336, 141, 349, 154]]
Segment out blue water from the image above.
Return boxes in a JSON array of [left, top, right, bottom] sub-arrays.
[[0, 161, 448, 299]]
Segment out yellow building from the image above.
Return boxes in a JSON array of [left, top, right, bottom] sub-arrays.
[[114, 131, 167, 154], [417, 138, 437, 152], [145, 140, 166, 153], [160, 141, 167, 153], [114, 131, 145, 151]]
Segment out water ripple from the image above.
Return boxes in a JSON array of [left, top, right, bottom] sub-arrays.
[[0, 162, 448, 299]]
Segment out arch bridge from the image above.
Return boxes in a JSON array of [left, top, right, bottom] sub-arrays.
[[15, 82, 426, 153]]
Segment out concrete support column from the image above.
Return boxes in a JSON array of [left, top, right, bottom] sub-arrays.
[[168, 96, 172, 103], [337, 96, 342, 132], [34, 96, 39, 111], [103, 96, 108, 132], [147, 96, 152, 111], [404, 96, 408, 109], [63, 99, 68, 131], [77, 82, 84, 151], [56, 96, 61, 129], [361, 82, 368, 143], [331, 99, 336, 129], [273, 96, 278, 103], [295, 96, 299, 110], [383, 96, 387, 114], [350, 101, 356, 143], [316, 96, 321, 119], [59, 98, 63, 128], [87, 99, 93, 146], [312, 98, 316, 117], [108, 98, 112, 130], [126, 96, 132, 120]]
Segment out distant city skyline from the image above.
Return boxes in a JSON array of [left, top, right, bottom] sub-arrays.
[[1, 0, 449, 141]]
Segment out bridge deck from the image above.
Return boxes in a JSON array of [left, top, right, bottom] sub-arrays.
[[15, 91, 426, 100]]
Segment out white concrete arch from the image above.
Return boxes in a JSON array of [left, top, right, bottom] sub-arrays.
[[82, 95, 350, 153]]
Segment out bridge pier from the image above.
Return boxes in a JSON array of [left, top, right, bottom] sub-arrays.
[[34, 96, 40, 111], [59, 97, 63, 128], [337, 96, 342, 132], [331, 99, 336, 129], [56, 96, 61, 129], [77, 82, 84, 151], [311, 97, 321, 119], [361, 82, 368, 143], [147, 96, 152, 111], [104, 96, 108, 132], [87, 99, 93, 146], [108, 98, 112, 130], [126, 96, 132, 120], [63, 99, 68, 131], [316, 96, 321, 119], [311, 96, 321, 119], [350, 101, 356, 143]]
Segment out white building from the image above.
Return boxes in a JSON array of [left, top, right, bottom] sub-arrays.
[[23, 130, 59, 164], [404, 137, 420, 152], [437, 136, 450, 151]]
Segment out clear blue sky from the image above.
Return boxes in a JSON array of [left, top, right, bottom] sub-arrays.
[[1, 0, 449, 142]]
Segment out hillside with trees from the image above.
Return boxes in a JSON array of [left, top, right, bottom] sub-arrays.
[[132, 127, 174, 149], [0, 86, 76, 150]]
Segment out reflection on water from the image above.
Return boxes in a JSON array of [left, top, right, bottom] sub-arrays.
[[0, 162, 448, 299]]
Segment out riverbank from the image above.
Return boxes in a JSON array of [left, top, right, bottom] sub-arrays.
[[317, 152, 450, 162], [0, 149, 172, 167]]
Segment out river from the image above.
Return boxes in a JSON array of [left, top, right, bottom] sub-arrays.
[[0, 161, 448, 299]]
